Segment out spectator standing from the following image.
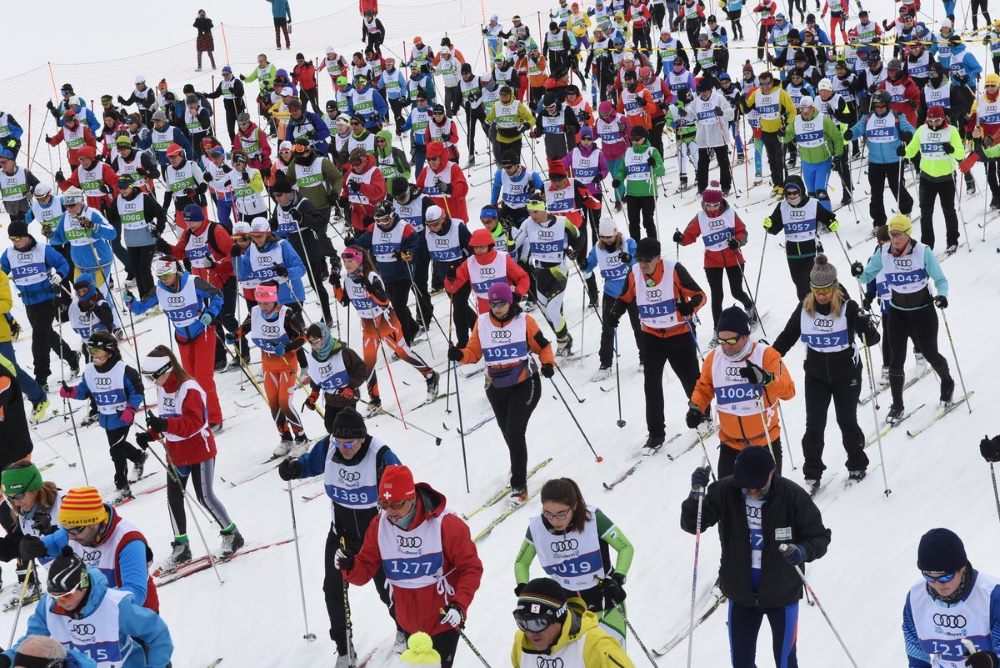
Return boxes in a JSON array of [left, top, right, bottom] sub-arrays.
[[267, 0, 293, 50], [194, 10, 217, 72]]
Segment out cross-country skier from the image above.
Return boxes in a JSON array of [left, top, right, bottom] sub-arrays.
[[301, 322, 368, 434], [682, 447, 831, 667], [338, 464, 483, 667], [772, 256, 881, 492], [278, 407, 404, 663], [0, 462, 57, 608], [446, 228, 530, 313]]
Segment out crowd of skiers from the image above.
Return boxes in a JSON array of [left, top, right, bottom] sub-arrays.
[[0, 0, 999, 665]]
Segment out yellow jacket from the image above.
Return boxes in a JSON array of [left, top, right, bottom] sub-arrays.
[[0, 272, 14, 343], [512, 599, 634, 667], [745, 86, 797, 134], [568, 11, 592, 37]]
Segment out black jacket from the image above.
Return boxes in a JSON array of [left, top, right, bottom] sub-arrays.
[[680, 475, 831, 608]]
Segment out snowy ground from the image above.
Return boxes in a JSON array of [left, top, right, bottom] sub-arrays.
[[4, 1, 1000, 666]]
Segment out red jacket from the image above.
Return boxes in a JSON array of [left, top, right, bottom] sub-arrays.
[[232, 123, 273, 172], [47, 123, 97, 168], [342, 155, 387, 233], [148, 375, 217, 467], [679, 204, 748, 269], [59, 160, 119, 211], [751, 0, 776, 27], [878, 77, 920, 128], [292, 61, 318, 92], [344, 483, 483, 636], [167, 220, 235, 289], [446, 249, 531, 312], [415, 159, 469, 222]]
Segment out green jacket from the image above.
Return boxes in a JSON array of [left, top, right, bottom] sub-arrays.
[[374, 129, 411, 189], [612, 144, 665, 197], [782, 112, 844, 163], [904, 123, 964, 181]]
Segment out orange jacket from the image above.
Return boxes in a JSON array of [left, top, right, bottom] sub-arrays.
[[616, 260, 706, 339], [690, 343, 796, 450], [616, 84, 657, 130], [457, 311, 555, 385]]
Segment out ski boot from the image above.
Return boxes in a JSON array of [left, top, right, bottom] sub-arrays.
[[162, 540, 192, 572], [365, 400, 385, 418], [425, 371, 440, 403], [677, 175, 689, 192], [81, 408, 100, 427], [591, 366, 612, 382], [393, 630, 408, 654], [109, 486, 134, 506], [940, 376, 955, 406], [465, 156, 476, 168], [29, 398, 50, 425], [130, 450, 148, 483], [771, 185, 784, 198], [848, 469, 867, 483], [966, 176, 977, 196], [804, 479, 820, 496], [210, 423, 225, 434], [556, 334, 574, 357], [220, 527, 245, 558], [886, 404, 905, 424], [753, 171, 763, 186], [273, 433, 293, 458], [642, 434, 665, 454], [3, 571, 41, 611], [508, 487, 528, 509]]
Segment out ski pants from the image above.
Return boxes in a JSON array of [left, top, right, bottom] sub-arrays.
[[606, 158, 625, 202], [532, 265, 569, 340], [757, 24, 772, 61], [389, 98, 408, 126], [177, 329, 224, 426], [486, 373, 541, 490], [642, 330, 700, 440], [600, 294, 644, 370], [411, 143, 427, 176], [718, 440, 784, 481], [728, 600, 799, 668], [943, 0, 956, 18], [801, 160, 832, 210], [730, 120, 744, 154], [677, 140, 695, 178], [829, 14, 848, 45], [918, 176, 960, 249], [105, 425, 145, 492], [880, 303, 921, 369], [972, 0, 993, 30], [263, 353, 304, 437], [324, 528, 395, 655], [214, 280, 247, 365], [886, 305, 951, 407], [408, 255, 434, 329], [210, 196, 233, 230], [25, 300, 76, 385], [697, 145, 733, 194], [444, 86, 462, 118], [0, 341, 44, 405], [728, 12, 745, 40], [984, 156, 1000, 199], [464, 104, 489, 157], [868, 161, 912, 228], [786, 255, 815, 301], [127, 244, 157, 302], [705, 265, 753, 326], [166, 458, 235, 537], [445, 281, 477, 348], [753, 137, 763, 176], [625, 195, 657, 241], [801, 364, 868, 481], [360, 312, 432, 403], [761, 131, 784, 188], [386, 279, 418, 343], [651, 115, 668, 158]]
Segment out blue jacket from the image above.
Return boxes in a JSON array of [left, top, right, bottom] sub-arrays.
[[266, 0, 292, 20], [140, 125, 193, 167], [0, 239, 70, 305], [379, 69, 408, 100], [50, 207, 118, 273], [235, 238, 307, 305], [490, 168, 545, 206], [584, 237, 638, 297], [949, 45, 983, 83], [285, 110, 331, 154], [11, 568, 172, 668], [130, 272, 223, 342], [66, 359, 144, 431], [399, 104, 433, 146], [297, 436, 401, 477], [353, 222, 419, 284], [857, 242, 948, 311], [347, 85, 389, 131], [848, 112, 916, 165]]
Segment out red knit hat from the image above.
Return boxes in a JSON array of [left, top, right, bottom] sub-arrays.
[[379, 465, 416, 502], [425, 141, 447, 160], [927, 105, 946, 120]]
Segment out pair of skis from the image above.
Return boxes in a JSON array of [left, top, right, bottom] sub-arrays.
[[602, 427, 716, 491], [462, 459, 554, 542]]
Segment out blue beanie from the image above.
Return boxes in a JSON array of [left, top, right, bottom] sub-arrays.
[[73, 273, 97, 301], [917, 528, 967, 572], [480, 205, 499, 220], [182, 204, 204, 222], [716, 306, 750, 336]]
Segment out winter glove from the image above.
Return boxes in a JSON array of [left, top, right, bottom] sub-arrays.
[[229, 244, 242, 258], [46, 100, 55, 110], [119, 406, 136, 425], [962, 641, 999, 668], [646, 155, 656, 167], [611, 178, 622, 188], [19, 536, 47, 562], [896, 144, 906, 157], [239, 74, 246, 80], [858, 317, 881, 346], [303, 391, 319, 411], [713, 105, 723, 117], [289, 208, 303, 222], [861, 293, 874, 311], [739, 360, 773, 386], [99, 184, 112, 195], [942, 142, 955, 154], [272, 264, 289, 278], [843, 129, 853, 141], [598, 572, 627, 606], [850, 261, 865, 278], [199, 313, 213, 326], [685, 405, 706, 429], [514, 582, 527, 596], [146, 411, 168, 433], [447, 346, 463, 362], [727, 236, 741, 250], [565, 246, 578, 261], [58, 382, 77, 399], [440, 605, 465, 628], [155, 237, 173, 254], [435, 178, 452, 194], [54, 169, 65, 184], [676, 299, 695, 317], [690, 465, 711, 490], [335, 546, 355, 571], [273, 343, 287, 355], [31, 511, 55, 536], [329, 271, 342, 289], [203, 171, 214, 182], [899, 130, 913, 143], [122, 291, 136, 305], [672, 230, 684, 244], [780, 543, 808, 566], [445, 265, 457, 281], [618, 251, 632, 264], [828, 219, 840, 233], [762, 215, 772, 229], [135, 432, 152, 450], [541, 363, 555, 378], [337, 387, 356, 401], [277, 458, 302, 481], [934, 295, 949, 309], [981, 435, 1000, 463], [399, 250, 413, 262]]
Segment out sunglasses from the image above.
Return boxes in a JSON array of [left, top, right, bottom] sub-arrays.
[[378, 498, 409, 510], [581, 136, 593, 142], [784, 190, 802, 198], [717, 335, 742, 346], [513, 613, 553, 633], [87, 346, 110, 356], [307, 337, 323, 346], [52, 585, 82, 600], [4, 490, 28, 501], [333, 438, 357, 449], [8, 236, 22, 242], [489, 300, 509, 308], [811, 285, 834, 295], [922, 571, 957, 584]]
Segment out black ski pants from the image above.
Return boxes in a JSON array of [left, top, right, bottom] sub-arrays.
[[886, 305, 951, 406], [718, 440, 784, 479], [868, 161, 913, 228], [801, 364, 868, 481], [918, 176, 960, 249], [127, 244, 157, 303], [642, 330, 700, 440], [324, 528, 395, 655], [486, 373, 541, 490], [25, 300, 76, 384], [761, 130, 784, 188], [387, 278, 418, 343], [105, 426, 144, 492], [697, 145, 733, 194], [600, 294, 643, 370], [625, 195, 657, 240], [786, 255, 815, 301], [705, 265, 753, 326]]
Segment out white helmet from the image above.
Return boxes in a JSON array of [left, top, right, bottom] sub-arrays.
[[62, 187, 85, 206], [598, 216, 617, 237], [797, 96, 815, 109]]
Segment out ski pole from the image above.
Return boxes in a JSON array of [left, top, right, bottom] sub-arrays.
[[548, 376, 603, 462], [7, 560, 35, 648], [752, 231, 769, 306], [445, 295, 454, 414], [438, 609, 491, 667], [554, 363, 585, 403], [779, 544, 859, 668], [356, 397, 445, 444], [373, 314, 409, 429], [340, 536, 356, 663], [613, 329, 625, 428], [939, 309, 972, 414], [451, 360, 471, 493], [403, 260, 436, 360], [64, 387, 90, 484], [776, 404, 797, 471], [593, 576, 658, 667], [288, 480, 317, 641], [732, 247, 767, 338], [989, 462, 1000, 528], [862, 343, 892, 497], [687, 458, 708, 668], [753, 392, 778, 467]]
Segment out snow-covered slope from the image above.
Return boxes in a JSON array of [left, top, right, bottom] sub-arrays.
[[4, 2, 1000, 666]]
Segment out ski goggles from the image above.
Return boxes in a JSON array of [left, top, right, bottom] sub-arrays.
[[922, 570, 958, 584], [810, 285, 835, 295], [716, 335, 743, 346], [333, 438, 358, 450], [7, 236, 22, 243], [513, 612, 555, 633]]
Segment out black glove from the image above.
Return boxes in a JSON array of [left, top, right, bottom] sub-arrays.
[[18, 535, 47, 562], [229, 244, 242, 258], [31, 511, 55, 536], [55, 169, 65, 184], [203, 171, 214, 183], [348, 180, 361, 193], [146, 411, 168, 433], [99, 184, 112, 194], [289, 208, 303, 222], [329, 271, 341, 288], [780, 543, 808, 566], [646, 156, 656, 167], [598, 572, 627, 606], [942, 142, 955, 154], [239, 74, 246, 81], [934, 295, 948, 309], [981, 435, 1000, 463], [676, 300, 695, 316], [278, 458, 302, 481], [861, 293, 874, 311], [690, 465, 711, 489], [727, 236, 741, 250], [611, 178, 622, 188], [135, 432, 152, 450], [273, 264, 289, 278], [436, 178, 452, 194], [514, 582, 527, 596], [859, 322, 881, 346], [447, 346, 463, 362], [46, 100, 55, 110], [739, 360, 773, 386], [899, 130, 913, 143], [541, 363, 555, 378], [964, 649, 1000, 668], [445, 266, 457, 281], [714, 105, 723, 117], [565, 246, 578, 261], [672, 230, 684, 244], [850, 260, 864, 277], [896, 145, 907, 157], [843, 129, 853, 141], [617, 251, 632, 264], [155, 237, 173, 254], [685, 405, 705, 429]]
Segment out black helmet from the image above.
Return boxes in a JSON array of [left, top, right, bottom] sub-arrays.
[[87, 331, 119, 356], [872, 89, 891, 106], [374, 199, 394, 219]]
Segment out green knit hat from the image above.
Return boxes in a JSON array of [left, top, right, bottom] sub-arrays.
[[2, 463, 43, 496]]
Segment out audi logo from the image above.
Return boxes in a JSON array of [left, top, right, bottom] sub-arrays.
[[789, 210, 806, 218], [167, 296, 185, 305], [319, 363, 333, 374], [94, 377, 112, 387], [16, 253, 33, 261], [745, 506, 762, 519], [162, 398, 176, 410], [397, 536, 422, 548], [124, 203, 137, 211], [71, 623, 96, 635], [80, 549, 101, 561], [339, 470, 361, 482], [894, 259, 913, 268], [550, 539, 579, 553], [725, 367, 743, 377], [707, 220, 725, 230], [646, 289, 662, 299], [538, 230, 554, 238], [536, 658, 564, 667], [813, 318, 834, 328], [491, 330, 513, 340], [480, 268, 497, 276], [434, 239, 449, 246], [932, 614, 967, 629], [259, 254, 274, 263], [262, 324, 280, 334]]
